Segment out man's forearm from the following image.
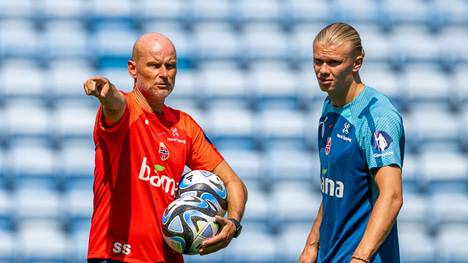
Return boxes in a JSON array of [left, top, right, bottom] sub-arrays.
[[353, 193, 403, 258], [306, 203, 323, 247]]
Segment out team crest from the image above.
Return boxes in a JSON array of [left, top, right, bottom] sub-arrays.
[[371, 131, 392, 152], [159, 142, 170, 161], [325, 137, 332, 155]]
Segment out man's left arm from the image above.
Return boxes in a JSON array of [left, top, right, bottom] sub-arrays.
[[351, 165, 403, 262], [199, 160, 248, 255]]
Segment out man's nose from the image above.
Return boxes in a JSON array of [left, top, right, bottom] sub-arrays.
[[159, 65, 168, 78], [319, 63, 330, 75]]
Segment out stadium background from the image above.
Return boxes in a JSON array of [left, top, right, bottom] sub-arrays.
[[0, 0, 467, 262]]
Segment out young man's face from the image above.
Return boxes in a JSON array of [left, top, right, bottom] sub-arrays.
[[313, 41, 360, 94], [129, 39, 177, 101]]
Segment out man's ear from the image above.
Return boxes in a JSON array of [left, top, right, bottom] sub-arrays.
[[128, 59, 137, 79], [353, 55, 364, 72]]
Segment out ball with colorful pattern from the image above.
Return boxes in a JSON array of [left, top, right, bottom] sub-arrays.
[[162, 195, 219, 254], [176, 170, 228, 217]]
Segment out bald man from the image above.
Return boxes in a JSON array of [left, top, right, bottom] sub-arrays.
[[84, 33, 248, 263]]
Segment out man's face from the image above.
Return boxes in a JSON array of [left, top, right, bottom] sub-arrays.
[[129, 40, 177, 100], [313, 41, 358, 93]]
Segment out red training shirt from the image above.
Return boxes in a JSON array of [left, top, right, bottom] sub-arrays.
[[88, 92, 224, 263]]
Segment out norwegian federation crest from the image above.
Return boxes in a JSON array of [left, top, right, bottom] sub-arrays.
[[325, 137, 332, 155], [159, 142, 170, 161]]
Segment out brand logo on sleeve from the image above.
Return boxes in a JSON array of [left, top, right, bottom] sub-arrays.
[[371, 131, 392, 152]]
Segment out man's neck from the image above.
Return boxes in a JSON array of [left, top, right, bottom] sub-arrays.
[[133, 88, 165, 114], [329, 81, 365, 107]]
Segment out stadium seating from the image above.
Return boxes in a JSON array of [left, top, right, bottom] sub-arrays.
[[0, 0, 467, 262]]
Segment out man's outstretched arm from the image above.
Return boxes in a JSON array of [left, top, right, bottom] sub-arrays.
[[83, 76, 126, 126]]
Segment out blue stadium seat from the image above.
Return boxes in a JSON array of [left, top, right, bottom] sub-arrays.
[[356, 24, 393, 64], [42, 20, 89, 60], [380, 0, 430, 28], [52, 100, 95, 141], [224, 226, 277, 263], [87, 0, 136, 24], [48, 58, 96, 100], [269, 182, 321, 227], [139, 0, 188, 23], [91, 22, 137, 69], [403, 64, 450, 105], [290, 23, 328, 64], [421, 150, 468, 193], [437, 224, 468, 263], [4, 99, 50, 141], [193, 22, 240, 62], [333, 0, 381, 24], [248, 62, 299, 107], [218, 149, 262, 183], [430, 193, 468, 228], [263, 145, 320, 185], [401, 153, 423, 192], [38, 0, 85, 21], [432, 0, 468, 28], [199, 62, 248, 103], [390, 26, 442, 68], [1, 59, 45, 100], [0, 0, 35, 19], [16, 219, 68, 262], [258, 108, 306, 147], [13, 185, 62, 221], [0, 19, 39, 60], [240, 182, 270, 225], [438, 26, 468, 66], [398, 223, 437, 263], [455, 65, 468, 105], [57, 138, 94, 186], [67, 219, 90, 263], [0, 229, 15, 262], [406, 105, 459, 151], [276, 222, 312, 263], [235, 0, 283, 24], [190, 0, 233, 23], [64, 181, 93, 230], [398, 192, 429, 226], [4, 138, 57, 189], [0, 190, 13, 231], [205, 102, 256, 149], [287, 0, 330, 24], [241, 23, 291, 63]]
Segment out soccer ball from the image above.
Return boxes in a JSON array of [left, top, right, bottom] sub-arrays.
[[162, 195, 220, 255], [177, 170, 228, 217]]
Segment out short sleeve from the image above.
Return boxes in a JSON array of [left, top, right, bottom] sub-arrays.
[[185, 115, 224, 171], [360, 108, 404, 171], [93, 95, 131, 145]]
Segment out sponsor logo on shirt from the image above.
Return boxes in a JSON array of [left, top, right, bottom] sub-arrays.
[[167, 137, 186, 144], [321, 176, 344, 198], [138, 157, 178, 196], [159, 142, 170, 161], [342, 122, 350, 134], [371, 130, 394, 157], [336, 133, 352, 142], [171, 127, 179, 137]]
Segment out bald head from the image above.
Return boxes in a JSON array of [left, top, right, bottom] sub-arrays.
[[131, 32, 176, 61]]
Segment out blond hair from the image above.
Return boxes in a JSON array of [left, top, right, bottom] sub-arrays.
[[314, 22, 365, 57]]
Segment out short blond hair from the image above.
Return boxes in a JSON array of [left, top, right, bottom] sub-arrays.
[[314, 22, 365, 57]]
